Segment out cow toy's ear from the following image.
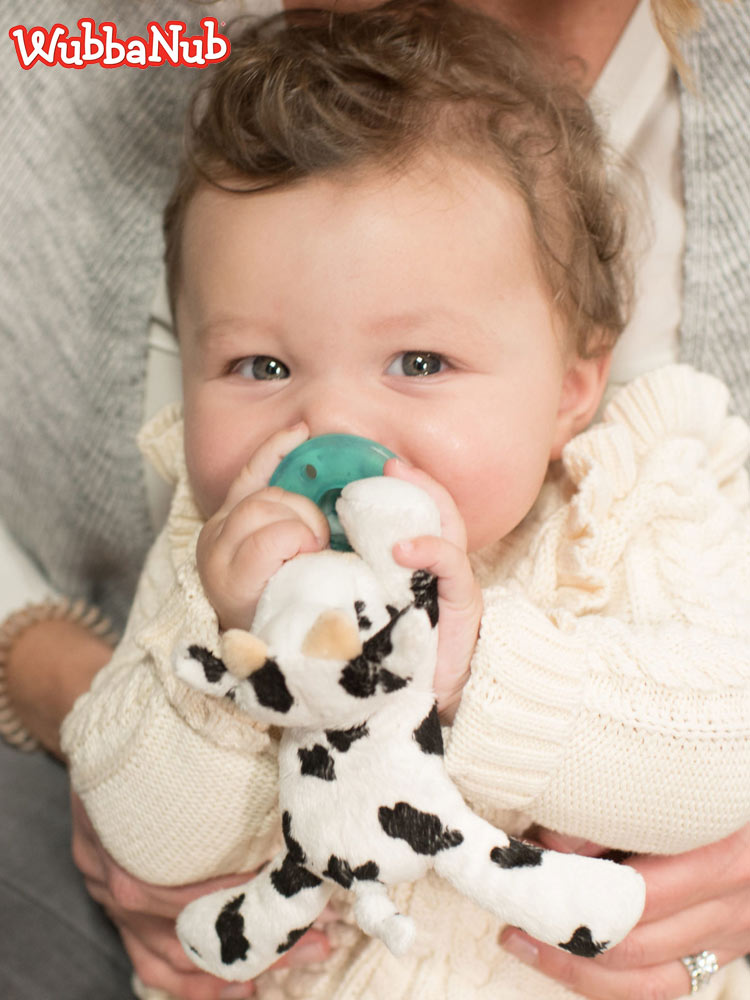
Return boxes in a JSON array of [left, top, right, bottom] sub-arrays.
[[302, 609, 362, 660], [222, 629, 269, 678]]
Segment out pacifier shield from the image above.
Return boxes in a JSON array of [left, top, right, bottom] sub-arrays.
[[269, 434, 397, 550]]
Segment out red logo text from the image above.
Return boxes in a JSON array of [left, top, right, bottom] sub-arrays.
[[9, 17, 230, 70]]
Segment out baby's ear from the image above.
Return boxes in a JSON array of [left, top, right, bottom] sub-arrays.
[[550, 350, 612, 459]]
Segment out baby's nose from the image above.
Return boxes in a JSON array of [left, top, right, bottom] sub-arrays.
[[296, 385, 374, 441]]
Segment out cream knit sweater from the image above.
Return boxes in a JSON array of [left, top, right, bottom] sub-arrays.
[[62, 365, 750, 999]]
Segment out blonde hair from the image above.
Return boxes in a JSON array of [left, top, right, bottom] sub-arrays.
[[651, 0, 732, 79], [165, 0, 631, 356]]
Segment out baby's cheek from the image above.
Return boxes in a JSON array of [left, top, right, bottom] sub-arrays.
[[184, 434, 234, 519], [460, 462, 546, 553]]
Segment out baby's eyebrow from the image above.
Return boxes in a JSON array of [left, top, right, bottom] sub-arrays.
[[193, 314, 280, 345], [191, 307, 497, 349], [367, 307, 495, 343]]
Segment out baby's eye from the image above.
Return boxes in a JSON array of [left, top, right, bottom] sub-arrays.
[[387, 352, 446, 377], [230, 356, 290, 380]]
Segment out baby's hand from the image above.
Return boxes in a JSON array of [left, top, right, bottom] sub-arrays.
[[385, 459, 483, 723], [197, 424, 330, 631]]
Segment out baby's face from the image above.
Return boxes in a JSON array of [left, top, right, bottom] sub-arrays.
[[178, 157, 599, 552]]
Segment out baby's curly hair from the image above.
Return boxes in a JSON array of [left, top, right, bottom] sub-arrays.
[[165, 0, 630, 356]]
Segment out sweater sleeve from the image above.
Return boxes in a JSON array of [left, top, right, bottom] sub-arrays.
[[446, 366, 750, 856], [61, 408, 282, 885]]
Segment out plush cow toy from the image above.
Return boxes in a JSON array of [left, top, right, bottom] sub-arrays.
[[174, 476, 646, 982]]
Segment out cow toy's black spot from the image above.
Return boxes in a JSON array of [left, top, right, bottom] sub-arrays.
[[560, 926, 608, 957], [276, 923, 314, 955], [340, 659, 409, 697], [410, 570, 439, 627], [379, 669, 408, 693], [282, 811, 305, 864], [379, 802, 463, 855], [353, 860, 380, 881], [325, 724, 369, 753], [324, 855, 353, 888], [298, 744, 336, 781], [338, 611, 407, 698], [187, 645, 227, 684], [248, 658, 294, 713], [413, 703, 443, 755], [324, 855, 380, 888], [490, 839, 544, 869], [216, 894, 250, 965], [270, 854, 323, 898], [354, 600, 372, 632], [339, 658, 379, 698]]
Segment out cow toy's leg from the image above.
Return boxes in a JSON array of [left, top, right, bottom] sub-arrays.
[[350, 881, 415, 957], [177, 848, 334, 982], [173, 643, 238, 699], [431, 803, 645, 956]]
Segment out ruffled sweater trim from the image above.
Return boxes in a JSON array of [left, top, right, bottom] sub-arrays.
[[448, 366, 750, 851]]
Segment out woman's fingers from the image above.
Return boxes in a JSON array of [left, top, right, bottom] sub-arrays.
[[500, 823, 750, 999], [631, 824, 750, 922], [121, 923, 255, 1000], [502, 927, 737, 1000], [71, 793, 331, 998], [270, 927, 332, 971], [594, 889, 750, 971]]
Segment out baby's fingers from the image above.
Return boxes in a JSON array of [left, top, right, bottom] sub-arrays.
[[393, 534, 479, 612], [230, 516, 324, 584], [213, 490, 329, 555], [394, 535, 481, 721], [206, 515, 326, 630], [384, 458, 466, 550], [219, 423, 310, 515]]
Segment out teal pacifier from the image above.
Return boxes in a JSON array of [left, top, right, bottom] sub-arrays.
[[269, 434, 397, 551]]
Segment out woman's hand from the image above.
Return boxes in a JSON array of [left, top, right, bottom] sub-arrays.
[[197, 424, 329, 632], [5, 616, 113, 757], [385, 459, 483, 723], [71, 794, 331, 1000], [500, 825, 750, 1000]]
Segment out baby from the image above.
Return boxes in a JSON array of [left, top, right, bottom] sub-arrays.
[[62, 2, 750, 998]]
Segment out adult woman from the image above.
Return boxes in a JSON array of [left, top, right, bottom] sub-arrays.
[[1, 1, 749, 998]]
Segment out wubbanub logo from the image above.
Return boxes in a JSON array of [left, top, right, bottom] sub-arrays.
[[8, 17, 230, 69]]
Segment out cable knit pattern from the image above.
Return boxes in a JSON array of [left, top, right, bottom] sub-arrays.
[[448, 367, 750, 856], [61, 408, 281, 884], [63, 365, 750, 998]]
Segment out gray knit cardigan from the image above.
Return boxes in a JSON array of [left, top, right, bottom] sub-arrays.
[[1, 0, 749, 632]]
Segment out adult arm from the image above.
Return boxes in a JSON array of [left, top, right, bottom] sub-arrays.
[[0, 518, 113, 757]]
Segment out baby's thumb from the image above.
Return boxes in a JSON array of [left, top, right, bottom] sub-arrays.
[[221, 423, 309, 513]]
